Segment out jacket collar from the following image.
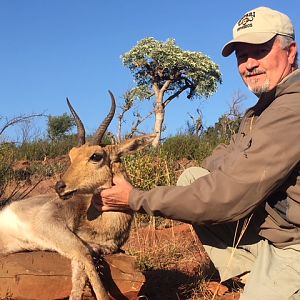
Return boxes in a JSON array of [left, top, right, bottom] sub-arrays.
[[247, 68, 300, 116]]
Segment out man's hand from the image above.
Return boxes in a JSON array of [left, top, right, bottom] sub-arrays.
[[100, 176, 133, 211]]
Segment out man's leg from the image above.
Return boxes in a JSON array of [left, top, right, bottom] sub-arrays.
[[193, 220, 263, 282], [240, 242, 300, 300], [177, 167, 265, 281]]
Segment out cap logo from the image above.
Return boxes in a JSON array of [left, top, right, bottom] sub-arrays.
[[237, 11, 256, 32]]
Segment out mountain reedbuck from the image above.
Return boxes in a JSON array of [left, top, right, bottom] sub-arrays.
[[0, 91, 155, 300]]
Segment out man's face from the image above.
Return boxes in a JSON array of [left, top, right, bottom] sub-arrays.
[[235, 37, 296, 96]]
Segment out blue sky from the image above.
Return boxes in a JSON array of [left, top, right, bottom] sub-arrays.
[[0, 1, 299, 141]]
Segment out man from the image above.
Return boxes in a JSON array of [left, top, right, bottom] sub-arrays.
[[101, 7, 300, 300]]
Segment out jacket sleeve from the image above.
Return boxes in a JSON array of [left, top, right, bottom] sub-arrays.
[[129, 104, 300, 224], [201, 134, 236, 171]]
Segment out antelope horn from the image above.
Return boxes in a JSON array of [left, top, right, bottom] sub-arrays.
[[92, 90, 116, 145], [66, 97, 86, 145]]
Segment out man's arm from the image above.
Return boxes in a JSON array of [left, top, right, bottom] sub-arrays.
[[102, 105, 300, 224], [128, 105, 299, 223], [201, 135, 236, 171]]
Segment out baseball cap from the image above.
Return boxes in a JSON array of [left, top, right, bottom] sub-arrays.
[[222, 7, 295, 57]]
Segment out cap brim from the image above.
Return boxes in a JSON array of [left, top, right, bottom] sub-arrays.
[[222, 32, 276, 57]]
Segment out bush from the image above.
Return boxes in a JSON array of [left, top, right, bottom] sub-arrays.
[[124, 147, 177, 190], [124, 147, 178, 227], [161, 134, 210, 163], [0, 143, 17, 196], [0, 136, 76, 196], [17, 135, 77, 161], [47, 113, 75, 141]]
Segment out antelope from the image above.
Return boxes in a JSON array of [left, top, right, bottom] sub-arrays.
[[0, 91, 155, 300]]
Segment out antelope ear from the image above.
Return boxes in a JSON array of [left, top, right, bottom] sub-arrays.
[[111, 134, 156, 161]]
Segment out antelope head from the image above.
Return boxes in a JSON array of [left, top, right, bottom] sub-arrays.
[[55, 91, 155, 200]]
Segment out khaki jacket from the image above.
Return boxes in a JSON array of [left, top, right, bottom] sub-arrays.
[[129, 69, 300, 248]]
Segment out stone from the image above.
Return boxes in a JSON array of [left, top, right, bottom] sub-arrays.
[[0, 251, 145, 300]]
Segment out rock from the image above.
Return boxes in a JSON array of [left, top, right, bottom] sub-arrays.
[[103, 253, 146, 300], [0, 251, 145, 300], [0, 251, 71, 300]]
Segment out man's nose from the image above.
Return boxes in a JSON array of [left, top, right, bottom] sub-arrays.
[[245, 57, 259, 70]]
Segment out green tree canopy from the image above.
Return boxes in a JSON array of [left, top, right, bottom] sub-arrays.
[[47, 113, 75, 141], [122, 37, 222, 146]]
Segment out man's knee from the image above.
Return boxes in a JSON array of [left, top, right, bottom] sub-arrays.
[[177, 166, 210, 186]]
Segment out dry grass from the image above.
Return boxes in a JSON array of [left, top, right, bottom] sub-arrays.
[[124, 217, 219, 299], [124, 216, 243, 300]]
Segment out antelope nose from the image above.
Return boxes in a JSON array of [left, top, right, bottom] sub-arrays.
[[55, 180, 66, 194]]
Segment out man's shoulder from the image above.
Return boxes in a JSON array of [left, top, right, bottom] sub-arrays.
[[276, 69, 300, 102]]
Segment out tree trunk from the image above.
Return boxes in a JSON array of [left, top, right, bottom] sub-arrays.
[[152, 93, 165, 147]]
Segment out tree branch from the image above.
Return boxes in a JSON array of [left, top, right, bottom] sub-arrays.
[[0, 113, 45, 137], [163, 84, 189, 107]]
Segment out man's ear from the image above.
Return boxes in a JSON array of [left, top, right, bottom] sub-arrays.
[[288, 42, 298, 67], [111, 134, 156, 162]]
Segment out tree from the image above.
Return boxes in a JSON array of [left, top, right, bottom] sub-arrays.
[[116, 87, 154, 142], [122, 37, 222, 146], [202, 90, 246, 146], [0, 113, 45, 143], [47, 113, 75, 141], [186, 108, 203, 136]]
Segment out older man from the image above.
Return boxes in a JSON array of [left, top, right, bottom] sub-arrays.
[[101, 7, 300, 300]]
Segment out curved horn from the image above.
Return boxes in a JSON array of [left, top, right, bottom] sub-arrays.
[[92, 90, 116, 145], [66, 97, 86, 145]]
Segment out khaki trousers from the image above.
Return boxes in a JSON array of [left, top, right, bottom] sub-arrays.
[[177, 167, 300, 300]]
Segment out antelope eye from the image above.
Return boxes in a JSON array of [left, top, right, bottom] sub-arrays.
[[90, 153, 103, 162]]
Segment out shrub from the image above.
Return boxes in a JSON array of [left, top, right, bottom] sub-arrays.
[[0, 143, 17, 196], [16, 135, 77, 161], [0, 136, 76, 196], [47, 113, 75, 141], [124, 147, 177, 190], [161, 134, 210, 163]]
